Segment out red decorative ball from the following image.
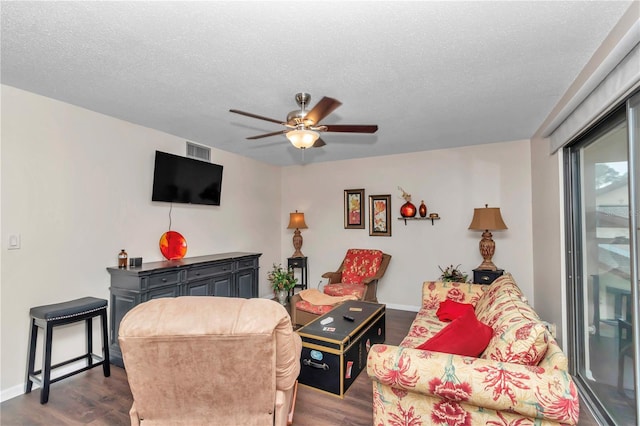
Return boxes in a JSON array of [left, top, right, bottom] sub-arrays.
[[159, 231, 187, 260], [400, 201, 417, 218]]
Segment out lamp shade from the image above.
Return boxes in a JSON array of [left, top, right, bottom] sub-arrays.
[[468, 205, 508, 231], [287, 211, 308, 229], [286, 129, 319, 149]]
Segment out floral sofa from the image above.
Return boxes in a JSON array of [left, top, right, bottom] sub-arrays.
[[367, 275, 579, 425]]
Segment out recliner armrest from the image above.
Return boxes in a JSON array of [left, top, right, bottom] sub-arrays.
[[275, 314, 302, 391]]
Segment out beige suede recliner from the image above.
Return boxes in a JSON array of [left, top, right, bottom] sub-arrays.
[[118, 296, 302, 426]]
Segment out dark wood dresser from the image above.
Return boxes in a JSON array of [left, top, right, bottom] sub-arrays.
[[107, 252, 261, 366]]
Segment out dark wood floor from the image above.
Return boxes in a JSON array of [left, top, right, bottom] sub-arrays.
[[1, 308, 600, 425]]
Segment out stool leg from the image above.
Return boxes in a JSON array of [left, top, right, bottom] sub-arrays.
[[100, 309, 110, 377], [86, 317, 93, 368], [25, 318, 38, 394], [40, 322, 53, 404]]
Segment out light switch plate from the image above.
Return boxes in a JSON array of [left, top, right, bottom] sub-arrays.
[[8, 234, 20, 250]]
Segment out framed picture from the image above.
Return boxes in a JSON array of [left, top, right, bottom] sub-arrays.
[[369, 194, 392, 237], [344, 189, 365, 229]]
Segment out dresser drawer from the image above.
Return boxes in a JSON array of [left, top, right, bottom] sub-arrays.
[[187, 262, 233, 280], [237, 258, 258, 269], [288, 257, 307, 269], [148, 271, 181, 288]]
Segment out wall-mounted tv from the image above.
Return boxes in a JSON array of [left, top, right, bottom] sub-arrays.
[[151, 150, 223, 206]]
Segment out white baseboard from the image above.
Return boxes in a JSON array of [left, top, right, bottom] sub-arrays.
[[1, 360, 86, 403], [384, 302, 421, 312], [1, 383, 26, 403]]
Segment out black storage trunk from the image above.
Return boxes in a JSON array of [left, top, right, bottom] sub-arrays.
[[296, 301, 385, 398]]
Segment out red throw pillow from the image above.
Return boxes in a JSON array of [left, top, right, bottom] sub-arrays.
[[417, 310, 493, 357], [436, 299, 475, 322]]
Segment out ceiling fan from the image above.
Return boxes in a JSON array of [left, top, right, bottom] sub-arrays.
[[230, 93, 378, 149]]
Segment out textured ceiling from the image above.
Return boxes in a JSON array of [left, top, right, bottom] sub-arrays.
[[1, 1, 633, 166]]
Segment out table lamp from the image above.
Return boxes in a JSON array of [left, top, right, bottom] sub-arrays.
[[468, 204, 508, 271], [287, 210, 308, 258]]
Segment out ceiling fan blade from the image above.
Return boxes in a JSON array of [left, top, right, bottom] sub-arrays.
[[305, 97, 342, 125], [246, 130, 287, 140], [323, 124, 378, 133], [230, 109, 284, 125], [312, 137, 326, 148]]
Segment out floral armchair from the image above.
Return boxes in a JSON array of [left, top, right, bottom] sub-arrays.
[[322, 248, 391, 302], [290, 249, 391, 326]]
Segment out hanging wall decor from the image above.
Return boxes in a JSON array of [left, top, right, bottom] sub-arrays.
[[344, 188, 365, 229], [369, 194, 392, 237]]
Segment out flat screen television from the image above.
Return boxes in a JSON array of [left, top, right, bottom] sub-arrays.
[[151, 151, 223, 206]]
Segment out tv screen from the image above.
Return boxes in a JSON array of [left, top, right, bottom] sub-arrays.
[[151, 151, 223, 206]]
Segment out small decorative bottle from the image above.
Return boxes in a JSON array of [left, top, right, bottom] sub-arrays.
[[118, 249, 128, 268], [419, 201, 427, 217]]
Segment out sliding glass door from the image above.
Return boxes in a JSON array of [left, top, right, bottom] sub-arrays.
[[565, 92, 639, 425]]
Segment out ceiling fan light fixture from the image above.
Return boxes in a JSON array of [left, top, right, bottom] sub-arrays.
[[287, 129, 319, 149]]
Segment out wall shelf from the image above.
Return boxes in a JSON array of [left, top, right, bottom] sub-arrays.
[[397, 216, 441, 226]]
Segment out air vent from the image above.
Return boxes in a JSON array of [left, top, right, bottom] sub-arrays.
[[186, 142, 210, 162]]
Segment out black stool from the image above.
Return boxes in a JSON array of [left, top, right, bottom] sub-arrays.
[[25, 297, 110, 404]]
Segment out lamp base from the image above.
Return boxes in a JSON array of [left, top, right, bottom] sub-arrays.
[[291, 229, 304, 258], [477, 230, 498, 271], [475, 260, 498, 271]]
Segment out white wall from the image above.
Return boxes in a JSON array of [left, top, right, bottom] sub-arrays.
[[281, 140, 534, 311], [530, 137, 567, 347], [0, 86, 283, 400]]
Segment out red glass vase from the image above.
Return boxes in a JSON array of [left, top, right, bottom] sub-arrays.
[[159, 231, 188, 260], [400, 201, 417, 218], [419, 201, 427, 217]]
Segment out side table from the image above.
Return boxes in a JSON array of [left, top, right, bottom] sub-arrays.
[[473, 268, 504, 285], [288, 256, 308, 295]]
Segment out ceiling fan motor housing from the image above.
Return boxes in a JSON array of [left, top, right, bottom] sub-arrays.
[[287, 109, 311, 127], [288, 92, 313, 126], [295, 92, 311, 108]]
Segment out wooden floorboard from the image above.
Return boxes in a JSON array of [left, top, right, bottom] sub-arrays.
[[1, 308, 600, 425]]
